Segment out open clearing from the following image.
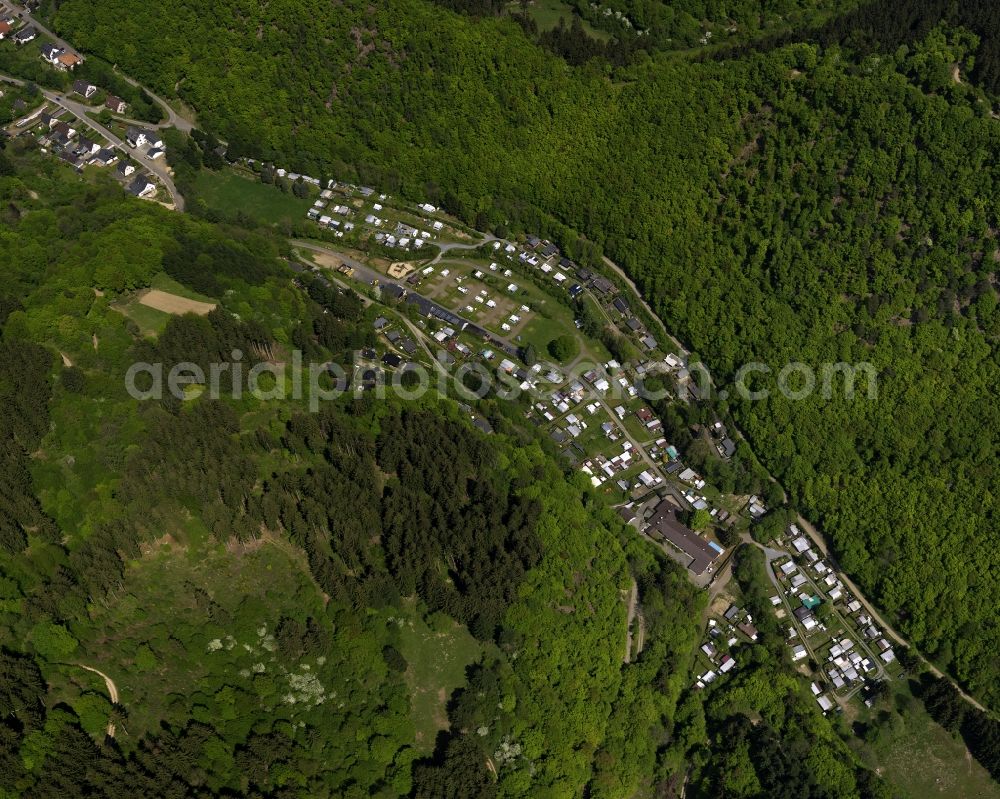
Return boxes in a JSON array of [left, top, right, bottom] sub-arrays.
[[193, 167, 314, 222], [139, 289, 216, 316], [394, 605, 480, 754], [857, 681, 1000, 799]]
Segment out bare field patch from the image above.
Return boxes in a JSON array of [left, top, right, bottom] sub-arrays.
[[307, 251, 342, 269], [139, 289, 217, 316], [388, 261, 415, 279]]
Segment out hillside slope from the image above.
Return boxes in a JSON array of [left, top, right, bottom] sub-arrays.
[[44, 0, 1000, 711]]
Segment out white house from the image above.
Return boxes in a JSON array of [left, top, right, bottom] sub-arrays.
[[125, 126, 148, 148], [40, 44, 63, 63]]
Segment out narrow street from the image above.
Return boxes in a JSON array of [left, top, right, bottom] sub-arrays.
[[0, 72, 185, 209], [1, 2, 983, 715]]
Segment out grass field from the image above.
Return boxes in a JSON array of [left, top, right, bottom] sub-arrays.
[[150, 272, 216, 301], [393, 604, 480, 753], [857, 683, 1000, 799], [507, 0, 611, 40], [193, 168, 314, 223], [115, 299, 170, 336], [113, 273, 217, 335]]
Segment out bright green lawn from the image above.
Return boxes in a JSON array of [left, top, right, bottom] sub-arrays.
[[193, 168, 314, 223], [150, 272, 217, 302]]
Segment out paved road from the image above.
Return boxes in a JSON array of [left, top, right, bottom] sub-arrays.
[[794, 515, 988, 713], [50, 91, 184, 210], [1, 1, 194, 132], [1, 71, 184, 209], [291, 239, 521, 357], [112, 68, 194, 132], [1, 1, 72, 53]]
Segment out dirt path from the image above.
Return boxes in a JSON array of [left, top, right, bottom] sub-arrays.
[[623, 579, 638, 663], [76, 664, 120, 737], [59, 351, 72, 367], [794, 515, 988, 713], [600, 249, 990, 709], [634, 609, 646, 657]]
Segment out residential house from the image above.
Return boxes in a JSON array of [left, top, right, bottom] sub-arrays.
[[74, 136, 100, 157], [52, 120, 77, 139], [125, 126, 149, 148], [90, 148, 118, 166], [14, 27, 38, 45], [738, 622, 759, 641], [0, 21, 12, 40], [591, 276, 615, 295], [56, 53, 83, 71], [126, 174, 156, 198], [40, 43, 64, 64], [105, 94, 127, 114], [117, 160, 136, 177], [72, 79, 97, 98]]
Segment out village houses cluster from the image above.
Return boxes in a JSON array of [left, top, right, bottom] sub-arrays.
[[773, 524, 896, 711]]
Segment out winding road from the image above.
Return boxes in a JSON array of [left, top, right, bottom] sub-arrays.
[[793, 515, 988, 713], [111, 69, 194, 133], [3, 3, 987, 718], [0, 71, 185, 210]]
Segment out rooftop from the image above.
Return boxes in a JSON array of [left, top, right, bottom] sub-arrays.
[[646, 500, 722, 575]]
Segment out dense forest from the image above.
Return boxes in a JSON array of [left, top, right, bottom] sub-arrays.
[[0, 149, 888, 797], [42, 0, 1000, 714]]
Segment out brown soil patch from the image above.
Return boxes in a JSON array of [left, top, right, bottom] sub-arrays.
[[139, 289, 216, 316], [388, 261, 415, 279]]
